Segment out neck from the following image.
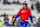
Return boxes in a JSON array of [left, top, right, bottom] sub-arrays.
[[23, 7, 27, 9]]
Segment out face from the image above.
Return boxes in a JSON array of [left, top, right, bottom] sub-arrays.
[[23, 5, 26, 8], [5, 16, 8, 19]]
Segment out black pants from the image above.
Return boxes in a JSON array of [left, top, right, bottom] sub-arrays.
[[12, 22, 15, 26]]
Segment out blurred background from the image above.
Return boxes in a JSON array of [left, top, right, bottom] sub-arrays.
[[0, 0, 40, 27]]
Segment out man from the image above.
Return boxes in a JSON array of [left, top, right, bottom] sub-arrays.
[[13, 2, 33, 27], [4, 15, 9, 25]]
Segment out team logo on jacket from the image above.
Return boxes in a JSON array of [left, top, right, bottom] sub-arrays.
[[21, 10, 26, 13]]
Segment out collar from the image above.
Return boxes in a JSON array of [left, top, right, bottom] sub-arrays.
[[23, 7, 28, 9]]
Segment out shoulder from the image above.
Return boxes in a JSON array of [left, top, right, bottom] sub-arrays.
[[19, 8, 23, 11], [28, 8, 31, 11], [27, 8, 31, 12], [26, 7, 31, 11]]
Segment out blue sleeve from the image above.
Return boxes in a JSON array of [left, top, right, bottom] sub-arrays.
[[29, 16, 33, 23], [15, 14, 20, 19]]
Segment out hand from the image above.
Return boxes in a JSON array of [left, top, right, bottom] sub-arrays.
[[12, 18, 15, 22], [12, 20, 14, 22], [15, 19, 17, 22], [31, 23, 33, 26]]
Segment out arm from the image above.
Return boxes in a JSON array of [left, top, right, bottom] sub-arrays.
[[15, 14, 20, 19], [28, 10, 33, 26], [12, 14, 20, 22], [29, 16, 33, 23], [28, 10, 33, 23]]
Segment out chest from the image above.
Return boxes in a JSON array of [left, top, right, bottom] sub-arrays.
[[21, 9, 29, 14], [4, 19, 9, 22]]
